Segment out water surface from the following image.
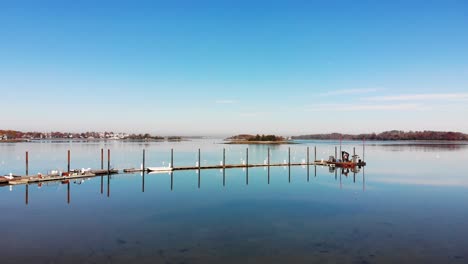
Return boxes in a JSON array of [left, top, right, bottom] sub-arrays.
[[1, 139, 467, 263]]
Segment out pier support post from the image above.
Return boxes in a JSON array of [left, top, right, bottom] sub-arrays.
[[288, 147, 291, 166], [335, 146, 337, 161], [246, 148, 249, 167], [223, 148, 226, 168], [307, 147, 310, 182], [67, 150, 70, 174], [363, 138, 365, 161], [198, 148, 201, 170], [267, 148, 270, 167], [314, 146, 317, 161], [101, 148, 104, 170], [142, 149, 145, 172], [25, 151, 29, 176], [107, 149, 110, 173], [171, 148, 173, 168]]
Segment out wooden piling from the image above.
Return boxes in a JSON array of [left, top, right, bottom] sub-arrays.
[[288, 147, 291, 166], [198, 148, 201, 170], [171, 148, 174, 168], [142, 149, 146, 172], [314, 146, 317, 161], [363, 138, 366, 161], [101, 148, 104, 170], [25, 151, 29, 176], [267, 148, 270, 167], [107, 149, 110, 172], [335, 146, 337, 160], [223, 148, 226, 168], [67, 150, 70, 173], [307, 147, 310, 181], [246, 148, 249, 167]]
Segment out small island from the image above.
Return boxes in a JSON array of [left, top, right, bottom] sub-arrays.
[[224, 134, 294, 144]]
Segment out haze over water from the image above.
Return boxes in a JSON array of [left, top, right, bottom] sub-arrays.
[[1, 139, 467, 263]]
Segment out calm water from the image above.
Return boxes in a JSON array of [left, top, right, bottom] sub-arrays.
[[1, 139, 468, 264]]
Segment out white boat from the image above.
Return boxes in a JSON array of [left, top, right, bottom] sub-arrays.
[[146, 166, 173, 172]]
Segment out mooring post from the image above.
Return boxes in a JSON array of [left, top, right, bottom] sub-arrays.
[[353, 147, 356, 158], [142, 149, 146, 171], [101, 148, 104, 170], [171, 148, 174, 168], [67, 150, 70, 174], [25, 151, 29, 176], [314, 146, 317, 161], [288, 147, 291, 166], [198, 148, 201, 170], [107, 149, 110, 172], [223, 148, 226, 168], [335, 146, 337, 161], [246, 148, 249, 167], [307, 147, 310, 182], [363, 138, 366, 161], [267, 148, 270, 167]]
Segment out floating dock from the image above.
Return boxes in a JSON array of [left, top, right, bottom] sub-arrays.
[[1, 145, 366, 186]]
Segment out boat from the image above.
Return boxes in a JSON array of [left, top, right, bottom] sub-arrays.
[[323, 151, 366, 168], [146, 166, 173, 172]]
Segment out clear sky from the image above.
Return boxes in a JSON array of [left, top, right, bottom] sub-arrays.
[[1, 0, 467, 136]]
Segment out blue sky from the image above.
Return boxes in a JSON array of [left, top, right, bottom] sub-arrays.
[[1, 0, 467, 135]]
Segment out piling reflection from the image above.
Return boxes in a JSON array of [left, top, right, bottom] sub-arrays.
[[20, 167, 367, 205]]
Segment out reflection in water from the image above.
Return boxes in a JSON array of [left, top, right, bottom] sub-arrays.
[[379, 142, 468, 152], [25, 184, 28, 205], [22, 168, 367, 205], [67, 182, 70, 204]]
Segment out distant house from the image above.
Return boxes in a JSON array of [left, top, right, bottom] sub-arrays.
[[1, 134, 7, 140]]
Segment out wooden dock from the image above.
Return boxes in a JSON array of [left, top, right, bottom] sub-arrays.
[[1, 160, 365, 186], [1, 145, 366, 186]]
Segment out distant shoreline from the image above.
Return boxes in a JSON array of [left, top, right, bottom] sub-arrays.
[[224, 140, 297, 145]]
